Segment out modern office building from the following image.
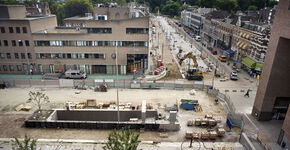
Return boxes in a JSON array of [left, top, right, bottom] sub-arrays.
[[251, 0, 290, 148], [0, 5, 149, 75], [0, 5, 57, 74]]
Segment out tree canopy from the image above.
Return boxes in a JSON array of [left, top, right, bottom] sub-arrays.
[[64, 0, 93, 18]]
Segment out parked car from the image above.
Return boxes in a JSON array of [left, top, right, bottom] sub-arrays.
[[211, 50, 217, 55], [218, 55, 227, 62], [195, 36, 201, 42], [65, 70, 87, 79], [230, 71, 238, 80], [232, 66, 240, 72]]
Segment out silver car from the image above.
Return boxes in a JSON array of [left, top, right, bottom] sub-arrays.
[[65, 70, 87, 79]]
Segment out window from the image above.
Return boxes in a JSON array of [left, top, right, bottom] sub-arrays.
[[21, 53, 25, 59], [25, 40, 30, 46], [0, 53, 5, 59], [0, 40, 1, 46], [0, 27, 5, 33], [6, 53, 11, 59], [14, 53, 19, 59], [9, 65, 14, 71], [22, 27, 27, 33], [27, 53, 32, 59], [16, 27, 20, 33], [18, 40, 23, 46], [17, 65, 22, 71], [87, 28, 112, 34], [126, 28, 149, 34], [4, 40, 8, 46], [12, 40, 16, 46], [34, 41, 50, 46], [3, 65, 7, 71], [9, 27, 13, 33]]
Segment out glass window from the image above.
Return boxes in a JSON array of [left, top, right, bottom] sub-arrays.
[[67, 53, 71, 58], [16, 27, 20, 33], [22, 27, 27, 33], [28, 53, 32, 59], [18, 40, 23, 46], [0, 53, 5, 59], [21, 53, 25, 59], [9, 27, 13, 33], [12, 40, 16, 46], [0, 27, 5, 33], [4, 40, 8, 46], [14, 53, 19, 59], [9, 65, 14, 71], [6, 53, 11, 59], [25, 40, 30, 46], [17, 65, 22, 71], [3, 65, 7, 71]]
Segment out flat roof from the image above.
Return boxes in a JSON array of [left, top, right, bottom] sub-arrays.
[[0, 14, 56, 21], [33, 27, 88, 34]]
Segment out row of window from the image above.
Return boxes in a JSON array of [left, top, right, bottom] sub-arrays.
[[34, 40, 148, 47], [126, 28, 149, 34], [0, 53, 32, 59], [0, 27, 27, 34], [36, 53, 105, 59], [0, 65, 22, 72], [87, 28, 112, 34], [0, 40, 30, 47]]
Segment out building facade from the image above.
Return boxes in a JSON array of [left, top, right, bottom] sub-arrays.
[[0, 5, 149, 75], [251, 0, 290, 148], [0, 5, 57, 74]]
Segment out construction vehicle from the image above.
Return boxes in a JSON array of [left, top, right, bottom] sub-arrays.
[[179, 52, 204, 80]]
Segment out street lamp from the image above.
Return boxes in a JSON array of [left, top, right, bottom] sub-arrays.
[[115, 42, 120, 127]]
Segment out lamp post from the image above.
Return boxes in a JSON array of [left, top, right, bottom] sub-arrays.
[[115, 43, 120, 127]]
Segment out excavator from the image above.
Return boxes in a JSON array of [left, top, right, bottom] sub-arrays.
[[179, 52, 204, 80]]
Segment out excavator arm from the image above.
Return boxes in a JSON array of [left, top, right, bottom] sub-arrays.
[[179, 52, 198, 68]]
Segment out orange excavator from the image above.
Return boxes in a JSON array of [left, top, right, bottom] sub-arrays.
[[179, 52, 204, 80]]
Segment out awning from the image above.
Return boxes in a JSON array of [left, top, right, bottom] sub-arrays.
[[225, 49, 236, 55], [242, 57, 256, 68], [236, 41, 241, 46], [246, 34, 250, 39], [255, 63, 263, 71]]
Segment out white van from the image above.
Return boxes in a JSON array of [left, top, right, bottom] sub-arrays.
[[195, 36, 201, 42], [65, 70, 87, 79]]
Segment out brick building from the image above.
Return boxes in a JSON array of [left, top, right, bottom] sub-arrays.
[[250, 0, 290, 148], [0, 5, 149, 75]]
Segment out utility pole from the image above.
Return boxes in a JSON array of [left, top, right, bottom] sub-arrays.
[[115, 43, 120, 128]]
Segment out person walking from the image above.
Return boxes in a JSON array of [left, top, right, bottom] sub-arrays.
[[244, 89, 250, 97]]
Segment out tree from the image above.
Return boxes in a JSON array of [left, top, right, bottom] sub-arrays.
[[216, 0, 238, 13], [103, 127, 140, 150], [199, 0, 217, 8], [65, 0, 93, 18], [161, 0, 181, 17], [27, 91, 49, 110], [11, 135, 37, 150], [248, 5, 257, 11]]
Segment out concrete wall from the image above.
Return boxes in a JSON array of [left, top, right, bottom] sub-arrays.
[[93, 7, 130, 20], [240, 132, 256, 150], [55, 110, 158, 122], [0, 5, 26, 19], [252, 0, 290, 121]]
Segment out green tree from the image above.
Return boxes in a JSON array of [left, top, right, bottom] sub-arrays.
[[161, 0, 181, 17], [65, 0, 93, 18], [52, 3, 65, 25], [27, 91, 50, 110], [103, 127, 140, 150], [248, 5, 257, 11], [216, 0, 238, 13], [199, 0, 217, 8], [11, 135, 37, 150]]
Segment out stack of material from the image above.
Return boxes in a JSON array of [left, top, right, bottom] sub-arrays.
[[201, 132, 209, 140], [208, 119, 217, 127], [201, 118, 208, 127], [192, 132, 200, 139], [86, 99, 96, 107], [187, 120, 194, 126], [209, 131, 217, 140], [217, 127, 226, 137], [160, 133, 168, 138], [195, 118, 201, 126], [15, 104, 32, 111], [195, 104, 202, 112], [185, 131, 193, 139]]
